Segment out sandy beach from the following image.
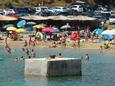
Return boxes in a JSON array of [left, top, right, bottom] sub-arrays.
[[0, 37, 115, 50]]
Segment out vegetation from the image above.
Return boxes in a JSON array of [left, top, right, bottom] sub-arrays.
[[0, 0, 115, 8]]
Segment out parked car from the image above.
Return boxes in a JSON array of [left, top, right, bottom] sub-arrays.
[[4, 9, 16, 16], [94, 15, 106, 22], [36, 10, 54, 16], [0, 9, 4, 15], [56, 11, 72, 16], [34, 6, 49, 14], [109, 15, 115, 24], [15, 7, 30, 16], [70, 5, 83, 12], [82, 11, 95, 17], [53, 6, 67, 12], [110, 11, 115, 16]]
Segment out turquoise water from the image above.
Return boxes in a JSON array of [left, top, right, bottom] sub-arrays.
[[0, 47, 115, 86]]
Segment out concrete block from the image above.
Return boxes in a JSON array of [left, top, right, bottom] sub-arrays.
[[25, 58, 81, 77]]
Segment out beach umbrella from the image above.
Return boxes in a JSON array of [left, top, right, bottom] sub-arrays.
[[27, 21, 36, 25], [42, 27, 53, 33], [16, 28, 26, 33], [101, 30, 112, 35], [6, 27, 17, 31], [3, 24, 14, 28], [51, 28, 60, 33], [60, 23, 71, 29], [33, 25, 44, 29], [93, 28, 103, 36], [17, 20, 26, 28], [35, 32, 44, 40]]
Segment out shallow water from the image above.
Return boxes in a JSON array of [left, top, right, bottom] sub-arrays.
[[0, 47, 115, 86]]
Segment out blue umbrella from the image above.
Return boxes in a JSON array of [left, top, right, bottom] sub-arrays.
[[93, 28, 103, 36], [27, 21, 36, 25], [51, 28, 60, 34], [17, 20, 26, 28], [3, 24, 14, 28]]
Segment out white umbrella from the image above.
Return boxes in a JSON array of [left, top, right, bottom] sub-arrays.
[[60, 23, 71, 29], [101, 30, 112, 35]]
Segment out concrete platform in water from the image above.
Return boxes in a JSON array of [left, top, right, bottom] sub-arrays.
[[25, 57, 81, 77]]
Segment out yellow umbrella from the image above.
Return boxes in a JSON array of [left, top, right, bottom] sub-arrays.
[[16, 28, 26, 33], [6, 27, 17, 31], [33, 25, 44, 29]]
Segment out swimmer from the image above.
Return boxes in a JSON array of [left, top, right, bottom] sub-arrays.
[[85, 54, 89, 60], [22, 48, 25, 52], [58, 53, 63, 58], [26, 48, 29, 56], [31, 49, 36, 58], [28, 56, 31, 59], [15, 57, 20, 61], [20, 56, 24, 60], [15, 56, 24, 61]]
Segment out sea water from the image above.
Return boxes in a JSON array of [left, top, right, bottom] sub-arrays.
[[0, 47, 115, 86]]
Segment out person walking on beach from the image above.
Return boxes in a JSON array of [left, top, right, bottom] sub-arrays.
[[77, 30, 80, 48], [31, 49, 36, 58], [29, 36, 32, 46], [24, 40, 27, 47]]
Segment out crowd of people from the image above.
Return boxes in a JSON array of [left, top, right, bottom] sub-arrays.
[[4, 36, 36, 61], [2, 24, 114, 62]]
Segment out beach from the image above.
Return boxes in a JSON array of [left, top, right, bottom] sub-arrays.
[[0, 37, 115, 50]]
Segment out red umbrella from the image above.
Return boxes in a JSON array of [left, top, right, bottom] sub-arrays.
[[42, 27, 53, 33]]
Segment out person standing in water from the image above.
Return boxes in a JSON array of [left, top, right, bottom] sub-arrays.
[[100, 45, 103, 53], [31, 49, 36, 58], [85, 54, 89, 60], [4, 37, 11, 54]]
